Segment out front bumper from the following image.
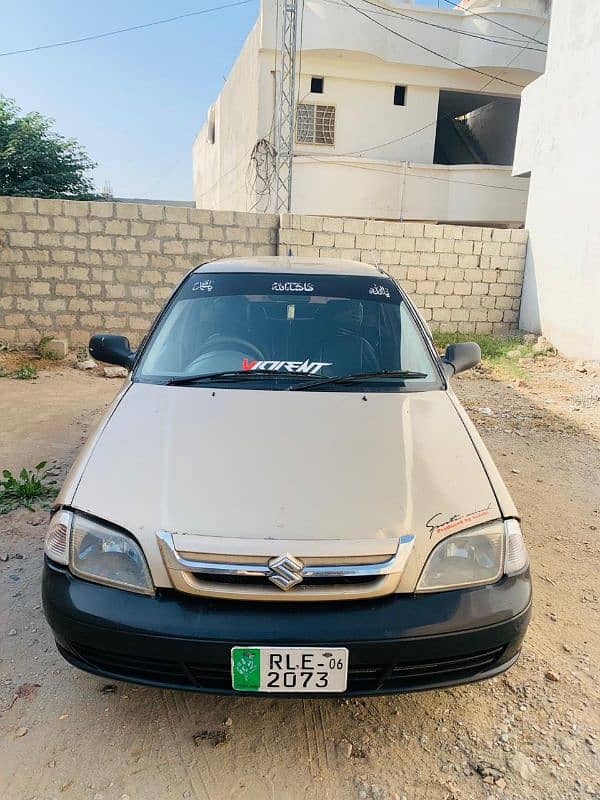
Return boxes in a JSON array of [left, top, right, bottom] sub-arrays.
[[43, 558, 531, 697]]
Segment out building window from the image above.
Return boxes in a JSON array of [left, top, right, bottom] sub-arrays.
[[393, 85, 406, 106], [310, 76, 324, 94], [296, 103, 335, 145]]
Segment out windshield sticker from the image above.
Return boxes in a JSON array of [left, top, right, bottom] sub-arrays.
[[369, 284, 391, 299], [191, 279, 213, 292], [426, 504, 494, 539], [271, 281, 314, 293], [242, 358, 332, 375]]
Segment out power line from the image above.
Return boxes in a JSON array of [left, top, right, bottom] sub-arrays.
[[341, 0, 527, 89], [440, 0, 548, 46], [297, 154, 530, 192], [326, 0, 546, 52], [0, 0, 256, 58]]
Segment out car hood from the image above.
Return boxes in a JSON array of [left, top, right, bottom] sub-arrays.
[[70, 383, 501, 587]]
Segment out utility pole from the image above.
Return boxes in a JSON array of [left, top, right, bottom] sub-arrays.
[[274, 0, 299, 213]]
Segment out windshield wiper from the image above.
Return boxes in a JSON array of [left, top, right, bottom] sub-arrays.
[[166, 370, 323, 386], [290, 369, 428, 391]]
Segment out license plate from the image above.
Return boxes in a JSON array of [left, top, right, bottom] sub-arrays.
[[231, 647, 348, 693]]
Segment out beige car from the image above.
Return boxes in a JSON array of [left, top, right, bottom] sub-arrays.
[[43, 257, 531, 695]]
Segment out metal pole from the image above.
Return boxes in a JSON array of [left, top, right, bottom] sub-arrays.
[[275, 0, 299, 213]]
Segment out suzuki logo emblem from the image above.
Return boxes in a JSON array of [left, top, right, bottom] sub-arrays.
[[268, 553, 305, 591]]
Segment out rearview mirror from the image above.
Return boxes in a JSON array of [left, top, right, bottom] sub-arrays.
[[442, 342, 481, 376], [89, 334, 136, 370]]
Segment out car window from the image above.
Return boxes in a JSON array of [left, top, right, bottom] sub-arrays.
[[135, 272, 441, 389]]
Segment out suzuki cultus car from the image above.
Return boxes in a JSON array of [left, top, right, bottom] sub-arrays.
[[43, 257, 531, 695]]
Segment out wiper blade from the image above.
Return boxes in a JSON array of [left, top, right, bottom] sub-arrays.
[[290, 370, 428, 391], [166, 369, 324, 386], [166, 369, 275, 386]]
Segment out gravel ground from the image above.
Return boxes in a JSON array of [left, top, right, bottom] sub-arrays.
[[0, 356, 598, 800]]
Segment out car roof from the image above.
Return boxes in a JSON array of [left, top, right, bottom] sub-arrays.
[[193, 256, 386, 278]]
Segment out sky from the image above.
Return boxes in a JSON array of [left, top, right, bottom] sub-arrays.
[[2, 0, 442, 200]]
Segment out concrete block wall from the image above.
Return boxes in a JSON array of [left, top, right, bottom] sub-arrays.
[[0, 197, 278, 347], [0, 197, 527, 347], [279, 215, 528, 334]]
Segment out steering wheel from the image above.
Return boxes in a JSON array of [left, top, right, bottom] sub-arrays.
[[202, 336, 265, 360]]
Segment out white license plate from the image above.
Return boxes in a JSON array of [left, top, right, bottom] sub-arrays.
[[231, 647, 348, 693]]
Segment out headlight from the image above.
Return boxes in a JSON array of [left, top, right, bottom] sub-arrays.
[[416, 519, 529, 593], [44, 509, 154, 595], [416, 525, 504, 593]]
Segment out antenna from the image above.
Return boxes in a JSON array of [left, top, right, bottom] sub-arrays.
[[274, 0, 299, 213]]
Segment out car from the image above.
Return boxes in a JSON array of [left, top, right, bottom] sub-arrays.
[[42, 256, 531, 696]]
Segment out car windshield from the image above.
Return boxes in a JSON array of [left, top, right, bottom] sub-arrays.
[[135, 272, 442, 390]]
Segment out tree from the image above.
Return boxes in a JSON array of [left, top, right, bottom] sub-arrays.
[[0, 96, 106, 200]]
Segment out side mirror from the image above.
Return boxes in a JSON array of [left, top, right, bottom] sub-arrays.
[[442, 342, 481, 376], [89, 334, 136, 370]]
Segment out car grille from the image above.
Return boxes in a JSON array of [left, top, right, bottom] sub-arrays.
[[156, 531, 416, 602], [61, 642, 507, 695]]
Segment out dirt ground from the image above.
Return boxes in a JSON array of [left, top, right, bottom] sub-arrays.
[[0, 356, 599, 800]]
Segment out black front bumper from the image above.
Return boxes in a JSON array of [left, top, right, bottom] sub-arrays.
[[43, 558, 531, 697]]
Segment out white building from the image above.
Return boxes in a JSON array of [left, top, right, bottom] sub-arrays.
[[193, 0, 549, 223], [514, 0, 600, 360]]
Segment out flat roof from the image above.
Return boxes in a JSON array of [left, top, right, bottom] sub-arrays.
[[194, 256, 385, 278]]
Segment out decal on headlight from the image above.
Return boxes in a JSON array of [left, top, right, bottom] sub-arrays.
[[426, 504, 494, 538], [242, 358, 332, 374]]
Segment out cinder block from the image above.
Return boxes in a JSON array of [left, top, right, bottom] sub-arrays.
[[211, 210, 235, 226], [462, 227, 483, 241], [424, 224, 444, 239], [77, 218, 103, 234], [25, 216, 51, 231], [439, 253, 458, 268], [416, 238, 435, 253], [396, 238, 415, 252], [225, 227, 248, 242], [400, 252, 420, 266], [425, 294, 444, 309], [335, 232, 356, 249], [189, 208, 212, 224], [314, 232, 336, 248], [115, 237, 137, 252], [419, 253, 439, 267], [90, 235, 113, 251], [434, 239, 454, 254], [299, 215, 323, 232], [105, 220, 129, 236], [510, 228, 529, 244], [115, 203, 140, 220], [404, 222, 425, 238], [426, 267, 445, 281], [30, 281, 51, 295], [11, 197, 37, 213], [491, 228, 511, 242], [165, 207, 189, 223], [364, 220, 385, 236], [443, 295, 462, 309], [407, 266, 428, 282], [500, 242, 526, 258], [62, 234, 88, 250], [322, 217, 344, 233], [88, 201, 115, 218], [9, 231, 35, 248], [139, 205, 165, 221]]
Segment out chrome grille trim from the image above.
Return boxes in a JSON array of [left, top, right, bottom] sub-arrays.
[[156, 531, 415, 602]]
